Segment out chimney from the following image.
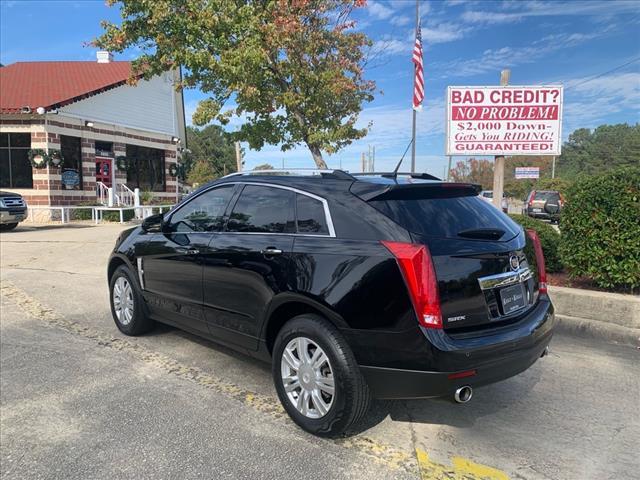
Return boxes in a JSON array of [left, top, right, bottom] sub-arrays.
[[96, 51, 113, 63]]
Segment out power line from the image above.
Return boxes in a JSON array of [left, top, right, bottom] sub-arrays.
[[564, 56, 640, 90]]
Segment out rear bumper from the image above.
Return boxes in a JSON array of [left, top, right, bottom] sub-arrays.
[[525, 210, 558, 220], [359, 298, 554, 399]]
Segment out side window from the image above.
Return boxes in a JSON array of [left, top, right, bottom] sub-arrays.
[[296, 194, 329, 235], [227, 185, 295, 233], [168, 185, 234, 233]]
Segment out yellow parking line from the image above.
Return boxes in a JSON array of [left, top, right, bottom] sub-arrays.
[[416, 448, 510, 480]]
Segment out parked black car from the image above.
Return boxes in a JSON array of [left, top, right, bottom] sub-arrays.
[[524, 190, 563, 223], [0, 191, 27, 231], [107, 171, 554, 436]]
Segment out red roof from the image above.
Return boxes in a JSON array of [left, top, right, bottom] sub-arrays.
[[0, 61, 132, 113]]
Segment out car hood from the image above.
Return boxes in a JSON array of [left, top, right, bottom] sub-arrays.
[[0, 191, 23, 198]]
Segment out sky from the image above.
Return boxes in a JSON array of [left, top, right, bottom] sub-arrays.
[[1, 0, 639, 174]]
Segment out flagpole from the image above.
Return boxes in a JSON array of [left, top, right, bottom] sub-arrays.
[[410, 0, 419, 173]]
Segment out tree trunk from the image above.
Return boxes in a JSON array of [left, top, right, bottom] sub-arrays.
[[308, 143, 328, 169]]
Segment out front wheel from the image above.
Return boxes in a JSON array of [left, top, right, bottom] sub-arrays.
[[109, 265, 154, 335], [272, 315, 371, 437], [0, 223, 18, 231]]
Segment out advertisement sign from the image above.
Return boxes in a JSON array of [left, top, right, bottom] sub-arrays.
[[446, 86, 563, 156], [515, 167, 540, 179], [61, 169, 80, 190]]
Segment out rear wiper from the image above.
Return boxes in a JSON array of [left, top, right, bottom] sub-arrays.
[[457, 228, 506, 240]]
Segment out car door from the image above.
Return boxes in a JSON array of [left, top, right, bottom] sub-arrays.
[[202, 184, 296, 350], [140, 184, 236, 335]]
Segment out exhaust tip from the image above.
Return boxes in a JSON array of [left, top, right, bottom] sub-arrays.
[[454, 386, 473, 404], [541, 346, 550, 358]]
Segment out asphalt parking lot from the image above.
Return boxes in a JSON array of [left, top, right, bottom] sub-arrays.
[[1, 223, 638, 480]]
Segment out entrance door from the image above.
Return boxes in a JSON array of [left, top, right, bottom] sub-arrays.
[[95, 157, 112, 187]]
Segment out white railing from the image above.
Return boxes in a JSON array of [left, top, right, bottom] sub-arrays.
[[116, 183, 137, 207], [96, 181, 111, 206]]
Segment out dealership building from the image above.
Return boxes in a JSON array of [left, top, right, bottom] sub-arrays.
[[0, 52, 186, 213]]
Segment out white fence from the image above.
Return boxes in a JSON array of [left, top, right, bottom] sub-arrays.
[[25, 204, 174, 225]]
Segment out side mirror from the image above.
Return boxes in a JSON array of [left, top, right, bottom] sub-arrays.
[[141, 213, 165, 233]]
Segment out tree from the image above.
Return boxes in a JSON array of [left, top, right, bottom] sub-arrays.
[[183, 125, 237, 180], [186, 159, 218, 186], [557, 124, 640, 178], [449, 158, 494, 188], [253, 163, 274, 170], [95, 0, 375, 168]]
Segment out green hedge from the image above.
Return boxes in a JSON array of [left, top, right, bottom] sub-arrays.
[[559, 167, 640, 291], [509, 214, 563, 273]]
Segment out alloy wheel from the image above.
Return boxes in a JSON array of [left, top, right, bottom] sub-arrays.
[[280, 337, 335, 419], [112, 276, 134, 326]]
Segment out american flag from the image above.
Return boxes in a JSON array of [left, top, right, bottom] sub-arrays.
[[412, 20, 424, 111]]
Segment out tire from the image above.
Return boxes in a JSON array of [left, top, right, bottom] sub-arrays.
[[272, 314, 371, 437], [0, 223, 18, 231], [109, 265, 154, 336]]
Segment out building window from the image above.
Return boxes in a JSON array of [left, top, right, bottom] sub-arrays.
[[126, 145, 165, 192], [60, 135, 83, 190], [0, 133, 32, 188]]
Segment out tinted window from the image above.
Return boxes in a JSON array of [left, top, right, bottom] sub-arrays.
[[168, 185, 234, 232], [227, 185, 295, 233], [60, 135, 83, 190], [0, 133, 32, 188], [126, 144, 165, 192], [371, 195, 520, 239], [534, 191, 560, 201], [296, 194, 329, 235]]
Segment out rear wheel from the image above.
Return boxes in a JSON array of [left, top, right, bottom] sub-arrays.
[[109, 265, 154, 335], [272, 314, 371, 437]]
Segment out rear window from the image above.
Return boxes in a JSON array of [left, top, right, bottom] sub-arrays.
[[534, 191, 559, 201], [370, 195, 520, 239]]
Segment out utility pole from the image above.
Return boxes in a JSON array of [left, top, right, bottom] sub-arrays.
[[446, 155, 452, 181], [235, 141, 242, 172], [361, 152, 365, 173], [551, 156, 556, 179], [372, 146, 375, 172], [410, 0, 419, 173], [492, 69, 510, 210]]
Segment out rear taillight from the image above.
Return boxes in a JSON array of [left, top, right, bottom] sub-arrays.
[[526, 229, 547, 294], [559, 193, 565, 207], [528, 190, 536, 207], [381, 241, 442, 329]]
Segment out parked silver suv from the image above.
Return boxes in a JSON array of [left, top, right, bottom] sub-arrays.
[[0, 191, 27, 231]]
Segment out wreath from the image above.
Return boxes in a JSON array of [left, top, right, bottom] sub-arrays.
[[116, 155, 128, 171], [48, 150, 64, 168], [168, 163, 179, 177], [27, 149, 49, 168]]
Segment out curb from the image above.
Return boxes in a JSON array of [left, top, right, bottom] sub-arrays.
[[554, 314, 640, 348]]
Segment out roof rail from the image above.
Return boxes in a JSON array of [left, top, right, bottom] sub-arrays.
[[223, 169, 355, 180], [353, 172, 442, 181]]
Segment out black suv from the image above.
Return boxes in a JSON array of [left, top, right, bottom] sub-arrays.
[[107, 171, 554, 436]]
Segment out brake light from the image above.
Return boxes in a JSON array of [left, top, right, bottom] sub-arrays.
[[526, 229, 547, 294], [559, 193, 565, 207], [382, 241, 442, 328], [528, 190, 536, 207]]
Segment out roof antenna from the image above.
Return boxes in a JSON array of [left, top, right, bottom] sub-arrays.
[[384, 138, 414, 180]]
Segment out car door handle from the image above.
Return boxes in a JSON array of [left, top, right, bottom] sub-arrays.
[[177, 247, 200, 255], [261, 247, 283, 256]]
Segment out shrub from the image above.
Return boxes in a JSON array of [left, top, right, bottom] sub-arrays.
[[102, 209, 135, 222], [70, 202, 98, 221], [559, 166, 640, 291], [509, 214, 563, 273], [140, 190, 154, 205]]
